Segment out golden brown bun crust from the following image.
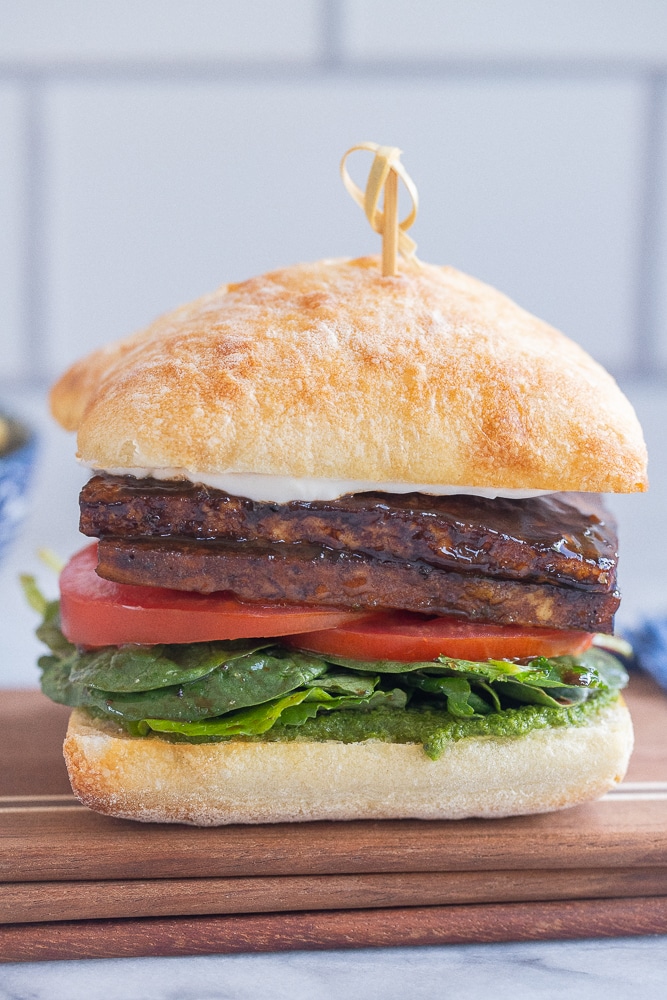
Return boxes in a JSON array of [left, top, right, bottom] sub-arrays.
[[50, 257, 647, 493], [63, 701, 633, 826]]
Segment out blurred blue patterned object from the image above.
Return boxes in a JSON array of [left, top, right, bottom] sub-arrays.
[[624, 619, 667, 691], [0, 414, 38, 564]]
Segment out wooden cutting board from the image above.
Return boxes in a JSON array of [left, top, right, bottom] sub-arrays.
[[1, 674, 666, 961]]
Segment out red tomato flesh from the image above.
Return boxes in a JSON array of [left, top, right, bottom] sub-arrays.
[[60, 544, 372, 647], [284, 612, 594, 662]]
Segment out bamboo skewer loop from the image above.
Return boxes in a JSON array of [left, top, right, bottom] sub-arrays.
[[340, 143, 419, 277]]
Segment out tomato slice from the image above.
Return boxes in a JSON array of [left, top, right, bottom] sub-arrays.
[[284, 612, 594, 662], [60, 544, 371, 647]]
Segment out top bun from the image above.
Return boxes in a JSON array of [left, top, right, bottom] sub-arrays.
[[50, 256, 647, 494]]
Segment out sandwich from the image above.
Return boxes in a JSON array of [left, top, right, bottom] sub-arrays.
[[31, 152, 647, 827]]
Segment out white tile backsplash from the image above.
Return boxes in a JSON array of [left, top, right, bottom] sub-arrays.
[[0, 83, 26, 380], [43, 80, 379, 373], [656, 89, 667, 368], [0, 0, 320, 64], [0, 2, 664, 385], [42, 77, 642, 377], [344, 0, 667, 62], [0, 3, 666, 696]]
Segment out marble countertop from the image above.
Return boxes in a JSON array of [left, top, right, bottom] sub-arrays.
[[2, 938, 667, 999]]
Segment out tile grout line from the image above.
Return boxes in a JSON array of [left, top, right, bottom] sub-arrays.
[[320, 0, 344, 70], [0, 60, 667, 84], [632, 73, 667, 375], [21, 81, 48, 385]]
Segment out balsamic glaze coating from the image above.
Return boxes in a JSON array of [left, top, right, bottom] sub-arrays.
[[97, 535, 619, 633], [81, 475, 617, 592]]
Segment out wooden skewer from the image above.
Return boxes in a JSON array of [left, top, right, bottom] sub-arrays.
[[340, 143, 419, 277], [382, 168, 399, 277]]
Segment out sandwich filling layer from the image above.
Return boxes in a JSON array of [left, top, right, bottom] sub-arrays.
[[29, 477, 629, 766], [80, 477, 620, 632], [32, 583, 628, 761]]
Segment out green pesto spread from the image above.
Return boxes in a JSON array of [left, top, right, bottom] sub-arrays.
[[171, 689, 619, 759]]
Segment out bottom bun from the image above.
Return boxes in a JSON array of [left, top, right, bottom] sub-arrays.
[[63, 701, 634, 826]]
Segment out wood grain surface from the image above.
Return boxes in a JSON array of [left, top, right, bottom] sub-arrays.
[[4, 866, 667, 925], [623, 673, 667, 781], [2, 897, 667, 963], [0, 691, 71, 796], [3, 796, 667, 883], [1, 673, 666, 958]]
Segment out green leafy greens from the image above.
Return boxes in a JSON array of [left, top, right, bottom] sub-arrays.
[[24, 577, 629, 759]]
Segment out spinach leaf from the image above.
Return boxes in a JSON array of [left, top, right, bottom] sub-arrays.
[[403, 675, 492, 717], [305, 685, 407, 710], [495, 680, 589, 708], [40, 654, 96, 709], [88, 649, 329, 722], [577, 648, 631, 690], [316, 648, 627, 694], [139, 686, 408, 737], [316, 653, 445, 674], [143, 690, 313, 737], [69, 640, 273, 692], [20, 574, 50, 617], [36, 606, 76, 659], [21, 576, 75, 659], [279, 687, 407, 726], [477, 681, 502, 712], [302, 672, 379, 697]]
